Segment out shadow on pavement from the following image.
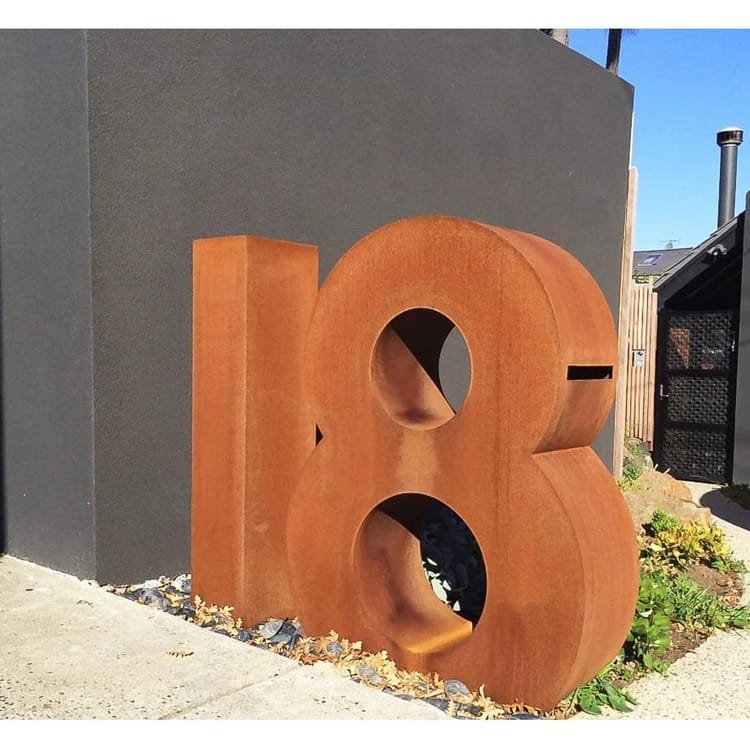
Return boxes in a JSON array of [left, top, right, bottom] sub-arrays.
[[694, 487, 750, 533]]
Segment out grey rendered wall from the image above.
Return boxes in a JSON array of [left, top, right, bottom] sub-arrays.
[[0, 29, 633, 582], [86, 29, 632, 582], [734, 193, 750, 484], [0, 31, 96, 575]]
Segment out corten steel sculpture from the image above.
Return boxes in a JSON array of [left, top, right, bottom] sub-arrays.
[[192, 216, 639, 711]]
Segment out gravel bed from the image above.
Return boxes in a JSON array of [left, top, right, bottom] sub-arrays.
[[101, 503, 547, 719], [103, 573, 548, 719]]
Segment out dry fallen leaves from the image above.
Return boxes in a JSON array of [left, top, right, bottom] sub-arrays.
[[192, 595, 243, 637], [251, 626, 548, 720], [113, 577, 555, 719], [166, 649, 194, 658]]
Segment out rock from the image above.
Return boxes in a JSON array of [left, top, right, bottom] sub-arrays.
[[171, 574, 191, 594], [422, 697, 450, 711], [444, 679, 472, 700], [268, 620, 303, 649], [623, 469, 712, 531], [509, 711, 544, 720], [140, 589, 169, 611], [631, 469, 693, 501], [235, 629, 252, 642], [259, 619, 284, 640], [623, 437, 654, 473], [457, 703, 483, 717], [357, 665, 383, 686], [430, 577, 449, 602], [325, 641, 344, 658], [420, 502, 487, 622]]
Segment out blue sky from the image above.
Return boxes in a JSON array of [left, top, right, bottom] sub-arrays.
[[570, 29, 750, 252]]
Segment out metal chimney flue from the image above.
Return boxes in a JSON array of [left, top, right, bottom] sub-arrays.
[[717, 126, 743, 228]]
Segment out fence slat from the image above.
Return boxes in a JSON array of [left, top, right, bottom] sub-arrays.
[[624, 280, 658, 449]]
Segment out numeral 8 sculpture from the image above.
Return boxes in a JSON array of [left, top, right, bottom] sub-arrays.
[[192, 216, 639, 711]]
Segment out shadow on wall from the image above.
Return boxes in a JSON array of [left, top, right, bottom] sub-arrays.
[[0, 285, 5, 554], [696, 487, 750, 533]]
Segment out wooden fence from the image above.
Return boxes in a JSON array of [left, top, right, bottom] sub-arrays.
[[624, 280, 659, 449]]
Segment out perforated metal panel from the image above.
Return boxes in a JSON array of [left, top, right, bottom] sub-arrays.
[[656, 310, 737, 483], [662, 429, 727, 484], [666, 377, 729, 425], [666, 312, 734, 371]]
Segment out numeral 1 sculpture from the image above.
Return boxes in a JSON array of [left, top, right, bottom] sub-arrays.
[[192, 216, 639, 711]]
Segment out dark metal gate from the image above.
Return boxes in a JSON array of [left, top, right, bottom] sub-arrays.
[[654, 309, 738, 484]]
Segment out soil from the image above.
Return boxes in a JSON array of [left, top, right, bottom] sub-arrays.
[[663, 622, 706, 664], [634, 560, 745, 668], [683, 562, 744, 605]]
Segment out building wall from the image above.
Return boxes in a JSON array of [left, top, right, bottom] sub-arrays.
[[734, 194, 750, 484], [0, 31, 96, 574], [1, 30, 634, 581]]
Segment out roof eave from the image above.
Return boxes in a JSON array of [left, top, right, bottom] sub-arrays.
[[653, 215, 742, 299]]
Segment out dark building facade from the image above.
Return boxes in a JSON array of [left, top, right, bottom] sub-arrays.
[[0, 30, 634, 582], [653, 193, 750, 485]]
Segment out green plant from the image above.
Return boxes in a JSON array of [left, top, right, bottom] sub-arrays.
[[624, 574, 673, 672], [564, 662, 635, 715], [618, 437, 649, 490], [727, 603, 750, 628], [665, 572, 750, 630], [620, 455, 643, 487], [649, 508, 680, 533], [644, 510, 746, 573], [562, 510, 749, 717]]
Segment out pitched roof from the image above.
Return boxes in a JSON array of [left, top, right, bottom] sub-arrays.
[[632, 247, 694, 275], [653, 214, 742, 297]]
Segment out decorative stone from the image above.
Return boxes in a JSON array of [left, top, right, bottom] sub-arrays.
[[509, 711, 544, 720], [623, 469, 712, 531], [171, 574, 191, 594], [430, 577, 448, 602], [235, 629, 252, 642], [632, 469, 693, 501], [357, 665, 383, 686], [422, 697, 450, 711], [420, 503, 489, 624], [457, 703, 483, 717], [268, 620, 302, 649], [444, 679, 472, 700], [260, 619, 284, 640], [140, 589, 169, 610], [325, 641, 344, 658]]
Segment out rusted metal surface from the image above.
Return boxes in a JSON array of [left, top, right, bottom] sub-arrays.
[[192, 234, 318, 625], [193, 217, 639, 711]]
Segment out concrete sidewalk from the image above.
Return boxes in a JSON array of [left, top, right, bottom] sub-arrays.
[[0, 555, 447, 720], [577, 482, 750, 720], [2, 481, 749, 720]]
